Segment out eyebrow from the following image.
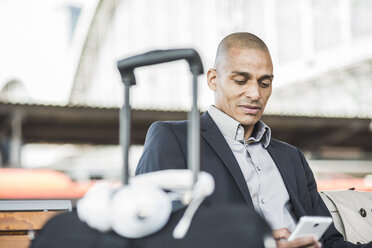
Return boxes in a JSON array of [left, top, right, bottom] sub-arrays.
[[231, 71, 274, 80], [231, 71, 251, 78]]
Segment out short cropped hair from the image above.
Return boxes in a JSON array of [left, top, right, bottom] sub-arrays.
[[214, 32, 269, 70]]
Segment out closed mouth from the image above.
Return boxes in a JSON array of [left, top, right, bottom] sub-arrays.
[[239, 105, 261, 114]]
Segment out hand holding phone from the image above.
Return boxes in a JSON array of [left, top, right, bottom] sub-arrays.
[[288, 216, 333, 241]]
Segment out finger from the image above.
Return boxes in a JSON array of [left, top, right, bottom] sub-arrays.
[[276, 241, 317, 248], [303, 242, 321, 248], [272, 228, 291, 240], [303, 239, 322, 248], [285, 236, 317, 248]]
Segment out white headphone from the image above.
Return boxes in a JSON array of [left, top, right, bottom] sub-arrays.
[[77, 170, 214, 239]]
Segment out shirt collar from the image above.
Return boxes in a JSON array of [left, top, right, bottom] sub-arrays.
[[207, 105, 271, 148]]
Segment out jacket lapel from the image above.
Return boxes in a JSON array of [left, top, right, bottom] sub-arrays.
[[200, 113, 254, 208], [267, 143, 306, 218]]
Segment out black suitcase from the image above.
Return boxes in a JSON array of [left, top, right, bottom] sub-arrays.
[[31, 49, 272, 248]]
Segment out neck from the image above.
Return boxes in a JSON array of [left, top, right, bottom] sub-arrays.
[[243, 125, 254, 140]]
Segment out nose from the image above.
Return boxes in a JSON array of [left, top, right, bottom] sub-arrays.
[[244, 82, 260, 101]]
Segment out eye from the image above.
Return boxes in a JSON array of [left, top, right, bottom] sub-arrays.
[[259, 79, 271, 88], [234, 80, 247, 85], [233, 76, 248, 85], [259, 82, 270, 88]]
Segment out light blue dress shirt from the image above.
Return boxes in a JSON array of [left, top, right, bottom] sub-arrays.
[[208, 105, 297, 231]]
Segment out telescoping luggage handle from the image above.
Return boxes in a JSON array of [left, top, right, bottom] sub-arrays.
[[117, 48, 204, 185]]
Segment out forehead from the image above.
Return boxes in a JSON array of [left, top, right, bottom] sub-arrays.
[[222, 47, 273, 74]]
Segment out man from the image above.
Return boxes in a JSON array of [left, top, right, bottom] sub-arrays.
[[136, 32, 364, 248]]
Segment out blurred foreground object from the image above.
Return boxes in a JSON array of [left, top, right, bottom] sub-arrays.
[[76, 170, 214, 238], [30, 48, 273, 248], [31, 204, 272, 248], [30, 169, 272, 248]]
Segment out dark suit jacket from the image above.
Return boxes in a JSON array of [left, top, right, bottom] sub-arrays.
[[136, 112, 363, 248]]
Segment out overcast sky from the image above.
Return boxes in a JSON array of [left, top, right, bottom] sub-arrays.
[[0, 0, 89, 103]]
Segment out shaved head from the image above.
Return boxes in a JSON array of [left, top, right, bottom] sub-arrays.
[[214, 32, 270, 70], [207, 32, 273, 138]]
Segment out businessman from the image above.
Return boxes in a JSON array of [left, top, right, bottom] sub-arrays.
[[136, 32, 364, 248]]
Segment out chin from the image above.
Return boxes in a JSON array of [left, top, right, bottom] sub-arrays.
[[237, 120, 256, 126], [239, 117, 259, 126]]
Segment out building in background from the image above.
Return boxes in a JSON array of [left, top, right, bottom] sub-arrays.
[[0, 0, 372, 190]]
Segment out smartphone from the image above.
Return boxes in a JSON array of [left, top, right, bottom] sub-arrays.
[[288, 216, 333, 241]]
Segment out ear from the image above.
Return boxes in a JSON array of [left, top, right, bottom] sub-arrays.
[[207, 68, 218, 91]]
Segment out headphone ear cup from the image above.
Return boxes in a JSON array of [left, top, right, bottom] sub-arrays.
[[76, 183, 113, 232], [110, 184, 172, 238]]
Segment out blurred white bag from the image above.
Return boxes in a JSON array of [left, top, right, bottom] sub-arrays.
[[320, 190, 372, 245], [76, 170, 214, 239]]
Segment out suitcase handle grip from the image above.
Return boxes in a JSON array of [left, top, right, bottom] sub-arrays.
[[117, 49, 204, 85]]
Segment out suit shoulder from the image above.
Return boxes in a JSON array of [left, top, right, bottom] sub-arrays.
[[148, 120, 188, 134], [269, 138, 300, 153], [145, 120, 188, 144], [150, 120, 188, 128], [137, 120, 188, 175]]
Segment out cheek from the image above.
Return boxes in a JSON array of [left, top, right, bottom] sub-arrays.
[[261, 89, 272, 103], [225, 84, 244, 99], [224, 89, 241, 106], [217, 82, 244, 107]]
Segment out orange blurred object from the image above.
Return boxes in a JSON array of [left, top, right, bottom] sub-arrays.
[[316, 177, 372, 191], [0, 168, 94, 199], [1, 168, 371, 199]]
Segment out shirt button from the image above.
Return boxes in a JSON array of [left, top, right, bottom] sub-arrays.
[[261, 199, 265, 204], [237, 129, 242, 135], [257, 167, 261, 171]]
